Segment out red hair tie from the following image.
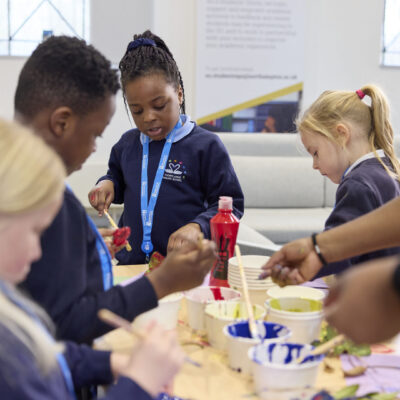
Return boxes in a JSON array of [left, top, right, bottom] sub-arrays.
[[356, 89, 365, 100]]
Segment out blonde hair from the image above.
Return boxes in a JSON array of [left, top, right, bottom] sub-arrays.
[[0, 118, 66, 374], [0, 118, 65, 216], [297, 84, 400, 181]]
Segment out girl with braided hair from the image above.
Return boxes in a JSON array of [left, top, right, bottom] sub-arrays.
[[90, 30, 244, 265]]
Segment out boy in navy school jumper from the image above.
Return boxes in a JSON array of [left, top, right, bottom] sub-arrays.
[[299, 84, 400, 280], [89, 30, 244, 265], [0, 118, 184, 400], [16, 36, 216, 344]]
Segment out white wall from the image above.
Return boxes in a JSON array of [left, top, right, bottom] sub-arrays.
[[1, 0, 400, 168]]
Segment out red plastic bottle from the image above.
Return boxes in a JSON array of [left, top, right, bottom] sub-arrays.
[[209, 196, 240, 287]]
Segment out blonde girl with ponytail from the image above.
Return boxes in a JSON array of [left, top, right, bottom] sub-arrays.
[[297, 84, 400, 279]]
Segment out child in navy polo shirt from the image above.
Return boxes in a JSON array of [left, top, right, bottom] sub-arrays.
[[16, 36, 217, 346], [298, 84, 400, 279], [89, 30, 244, 265]]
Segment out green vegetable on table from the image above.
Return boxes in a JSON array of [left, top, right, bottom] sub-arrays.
[[314, 325, 371, 357]]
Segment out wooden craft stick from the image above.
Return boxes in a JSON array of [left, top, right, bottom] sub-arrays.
[[197, 232, 204, 250], [234, 244, 260, 339], [98, 309, 201, 368], [294, 334, 346, 364], [104, 210, 132, 252]]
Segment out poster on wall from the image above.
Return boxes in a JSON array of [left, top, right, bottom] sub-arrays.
[[195, 0, 304, 133]]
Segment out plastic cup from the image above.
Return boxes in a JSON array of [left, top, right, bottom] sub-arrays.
[[266, 285, 325, 301], [132, 292, 183, 332], [265, 297, 324, 344], [248, 342, 324, 400], [223, 321, 291, 375], [184, 286, 241, 331], [204, 301, 266, 350]]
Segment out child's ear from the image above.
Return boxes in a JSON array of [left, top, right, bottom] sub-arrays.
[[335, 123, 350, 147], [49, 107, 75, 138], [177, 86, 183, 108]]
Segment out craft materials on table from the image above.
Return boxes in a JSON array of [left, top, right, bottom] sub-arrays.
[[104, 210, 132, 252], [234, 244, 263, 340]]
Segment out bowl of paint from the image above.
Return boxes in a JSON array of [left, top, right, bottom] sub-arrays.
[[266, 285, 325, 301], [223, 321, 291, 375], [184, 286, 241, 331], [132, 292, 183, 332], [265, 297, 324, 344], [248, 342, 324, 400], [204, 301, 266, 350]]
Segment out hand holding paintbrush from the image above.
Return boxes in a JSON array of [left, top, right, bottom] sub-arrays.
[[98, 309, 186, 397], [98, 309, 201, 368], [103, 210, 132, 252]]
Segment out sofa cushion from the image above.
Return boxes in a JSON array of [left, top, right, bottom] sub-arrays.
[[218, 133, 305, 157], [241, 208, 332, 244], [231, 156, 325, 208]]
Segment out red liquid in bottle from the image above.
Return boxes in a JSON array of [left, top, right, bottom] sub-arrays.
[[209, 196, 239, 287]]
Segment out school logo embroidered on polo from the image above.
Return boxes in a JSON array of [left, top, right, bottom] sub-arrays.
[[164, 159, 187, 182]]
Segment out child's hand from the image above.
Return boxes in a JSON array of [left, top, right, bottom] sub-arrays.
[[259, 237, 322, 285], [88, 180, 114, 216], [98, 228, 126, 258], [147, 239, 217, 299], [121, 321, 184, 397], [167, 223, 201, 253]]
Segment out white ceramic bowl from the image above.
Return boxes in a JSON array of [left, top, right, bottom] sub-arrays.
[[223, 321, 291, 375], [266, 285, 325, 301], [265, 297, 324, 344], [204, 301, 266, 350], [184, 286, 241, 331], [248, 342, 324, 400], [132, 292, 183, 332], [229, 255, 270, 270]]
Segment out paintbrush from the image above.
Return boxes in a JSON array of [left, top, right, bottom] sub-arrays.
[[97, 309, 202, 368], [197, 232, 204, 250], [103, 210, 132, 252], [294, 334, 346, 364], [234, 245, 264, 340]]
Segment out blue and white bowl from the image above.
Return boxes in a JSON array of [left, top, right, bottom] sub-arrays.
[[248, 342, 324, 400], [223, 321, 291, 375]]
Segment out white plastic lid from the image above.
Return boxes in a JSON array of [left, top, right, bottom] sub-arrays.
[[218, 196, 233, 210]]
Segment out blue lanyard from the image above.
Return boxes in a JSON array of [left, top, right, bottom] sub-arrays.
[[0, 281, 77, 400], [140, 118, 182, 258], [65, 184, 113, 291], [86, 216, 113, 290]]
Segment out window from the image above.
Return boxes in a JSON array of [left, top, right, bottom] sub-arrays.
[[382, 0, 400, 66], [0, 0, 89, 56]]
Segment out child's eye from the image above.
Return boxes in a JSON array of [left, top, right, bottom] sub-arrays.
[[154, 103, 166, 111], [131, 109, 142, 115], [313, 151, 318, 157]]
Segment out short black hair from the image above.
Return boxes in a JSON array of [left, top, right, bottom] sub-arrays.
[[14, 36, 120, 119], [119, 30, 186, 114]]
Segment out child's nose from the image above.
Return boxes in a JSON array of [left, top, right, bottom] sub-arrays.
[[143, 109, 156, 122]]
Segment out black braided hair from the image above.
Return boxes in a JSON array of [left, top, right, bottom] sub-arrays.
[[119, 30, 186, 114], [15, 36, 119, 119]]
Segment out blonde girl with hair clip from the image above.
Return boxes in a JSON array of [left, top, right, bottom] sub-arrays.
[[0, 118, 184, 399], [291, 84, 400, 281]]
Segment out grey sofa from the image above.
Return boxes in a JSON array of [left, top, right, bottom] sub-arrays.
[[218, 133, 337, 245]]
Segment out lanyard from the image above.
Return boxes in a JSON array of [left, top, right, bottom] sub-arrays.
[[141, 118, 182, 259], [0, 281, 77, 400], [65, 184, 113, 291], [86, 216, 113, 290]]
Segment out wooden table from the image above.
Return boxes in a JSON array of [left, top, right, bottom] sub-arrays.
[[95, 265, 346, 399]]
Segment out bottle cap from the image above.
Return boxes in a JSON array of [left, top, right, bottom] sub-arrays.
[[218, 196, 233, 210]]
